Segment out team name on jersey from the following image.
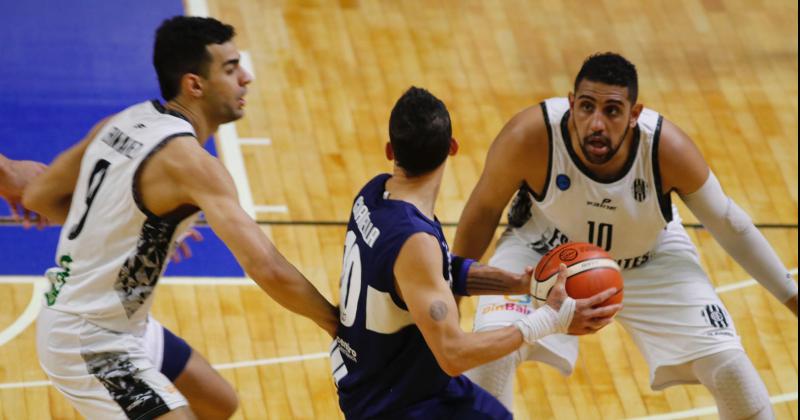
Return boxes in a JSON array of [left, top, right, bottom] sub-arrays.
[[100, 126, 144, 159], [352, 196, 381, 247], [616, 251, 652, 270]]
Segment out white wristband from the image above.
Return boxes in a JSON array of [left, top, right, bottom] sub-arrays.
[[514, 297, 575, 344]]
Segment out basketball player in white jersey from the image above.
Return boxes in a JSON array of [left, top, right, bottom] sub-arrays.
[[23, 16, 338, 419], [454, 53, 798, 419], [0, 153, 47, 228]]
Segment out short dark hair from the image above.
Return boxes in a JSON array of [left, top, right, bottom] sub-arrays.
[[389, 87, 452, 177], [574, 52, 638, 103], [153, 16, 235, 100]]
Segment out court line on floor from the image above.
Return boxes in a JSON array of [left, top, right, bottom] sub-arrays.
[[0, 352, 331, 390], [0, 269, 797, 391], [0, 279, 47, 347], [626, 392, 798, 420]]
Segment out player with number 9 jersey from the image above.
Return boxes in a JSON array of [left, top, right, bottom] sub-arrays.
[[45, 100, 198, 336]]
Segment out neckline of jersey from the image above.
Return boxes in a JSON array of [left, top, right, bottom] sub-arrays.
[[150, 100, 192, 124], [377, 173, 441, 228]]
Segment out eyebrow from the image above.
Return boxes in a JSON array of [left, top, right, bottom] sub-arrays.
[[577, 95, 624, 106], [222, 57, 240, 68]]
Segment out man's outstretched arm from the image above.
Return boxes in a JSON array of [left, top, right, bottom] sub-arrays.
[[660, 119, 798, 316], [163, 138, 339, 335]]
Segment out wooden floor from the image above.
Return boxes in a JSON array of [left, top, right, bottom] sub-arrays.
[[1, 0, 797, 418]]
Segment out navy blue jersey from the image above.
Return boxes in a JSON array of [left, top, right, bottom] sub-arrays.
[[332, 174, 456, 419]]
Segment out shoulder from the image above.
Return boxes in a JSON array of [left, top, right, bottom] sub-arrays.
[[495, 103, 550, 152], [656, 117, 709, 195], [149, 137, 229, 189]]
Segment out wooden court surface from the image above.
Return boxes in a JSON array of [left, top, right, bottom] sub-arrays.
[[0, 0, 797, 418]]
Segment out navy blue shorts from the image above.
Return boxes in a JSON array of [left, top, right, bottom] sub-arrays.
[[382, 375, 511, 420], [160, 326, 192, 382]]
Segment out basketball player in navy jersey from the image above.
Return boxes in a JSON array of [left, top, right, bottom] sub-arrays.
[[331, 87, 620, 419], [455, 53, 798, 419], [0, 154, 47, 228], [24, 16, 337, 419]]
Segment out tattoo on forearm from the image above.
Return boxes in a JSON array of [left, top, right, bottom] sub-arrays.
[[429, 300, 448, 321], [466, 270, 524, 294]]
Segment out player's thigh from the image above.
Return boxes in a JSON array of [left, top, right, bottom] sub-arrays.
[[143, 318, 237, 417], [37, 308, 189, 419], [617, 250, 743, 388], [473, 232, 579, 374], [173, 350, 238, 415], [155, 406, 196, 420]]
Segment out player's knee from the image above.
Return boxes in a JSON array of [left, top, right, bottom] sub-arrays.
[[465, 345, 523, 410], [692, 350, 772, 420]]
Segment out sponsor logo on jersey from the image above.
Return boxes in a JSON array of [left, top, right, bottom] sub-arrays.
[[586, 198, 617, 210], [335, 337, 358, 362], [702, 304, 729, 328], [44, 254, 73, 305], [556, 174, 571, 191], [633, 178, 648, 202]]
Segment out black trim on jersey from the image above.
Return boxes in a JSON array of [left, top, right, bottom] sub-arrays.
[[151, 100, 191, 123], [132, 133, 200, 221], [532, 102, 553, 202], [651, 116, 673, 223], [559, 110, 641, 184]]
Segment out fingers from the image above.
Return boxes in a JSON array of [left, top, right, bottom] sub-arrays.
[[583, 286, 619, 307], [553, 263, 568, 288], [180, 240, 193, 259], [587, 303, 623, 319], [36, 214, 48, 230], [22, 207, 32, 229], [188, 228, 204, 242], [7, 200, 20, 221]]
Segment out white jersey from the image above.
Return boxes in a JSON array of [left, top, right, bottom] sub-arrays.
[[511, 98, 675, 269], [45, 100, 199, 334]]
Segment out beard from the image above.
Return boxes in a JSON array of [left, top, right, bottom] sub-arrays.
[[578, 124, 629, 165]]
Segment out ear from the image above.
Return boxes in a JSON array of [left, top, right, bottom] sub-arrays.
[[385, 142, 394, 161], [629, 103, 644, 128], [568, 92, 575, 109], [449, 138, 459, 156], [181, 73, 204, 98]]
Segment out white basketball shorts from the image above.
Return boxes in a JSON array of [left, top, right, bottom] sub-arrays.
[[473, 224, 744, 389], [36, 307, 188, 419]]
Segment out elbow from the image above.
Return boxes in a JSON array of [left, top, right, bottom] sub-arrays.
[[434, 343, 469, 377], [440, 361, 464, 377], [21, 186, 42, 213]]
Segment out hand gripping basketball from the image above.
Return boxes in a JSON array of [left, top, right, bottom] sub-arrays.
[[546, 263, 622, 335]]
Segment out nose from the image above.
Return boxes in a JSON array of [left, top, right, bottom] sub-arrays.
[[589, 111, 605, 133], [240, 68, 253, 86]]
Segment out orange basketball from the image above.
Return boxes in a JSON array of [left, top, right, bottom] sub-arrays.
[[531, 242, 623, 308]]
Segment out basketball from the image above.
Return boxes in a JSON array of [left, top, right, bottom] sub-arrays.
[[531, 242, 623, 308]]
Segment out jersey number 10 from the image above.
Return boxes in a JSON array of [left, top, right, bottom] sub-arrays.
[[587, 220, 613, 251], [339, 230, 362, 327]]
